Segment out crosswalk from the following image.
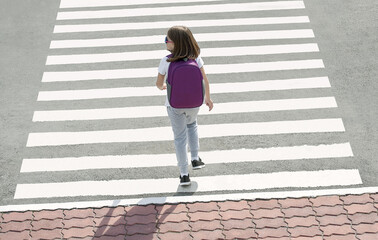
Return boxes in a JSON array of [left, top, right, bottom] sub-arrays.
[[46, 43, 320, 64], [16, 0, 362, 204], [21, 143, 353, 173], [53, 16, 310, 33], [26, 119, 345, 147], [32, 97, 338, 121], [55, 1, 305, 19], [41, 59, 325, 82], [37, 77, 331, 101], [15, 170, 361, 199], [50, 29, 315, 48]]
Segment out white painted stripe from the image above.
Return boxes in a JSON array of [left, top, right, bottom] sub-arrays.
[[42, 59, 324, 82], [37, 77, 331, 101], [14, 169, 362, 199], [54, 16, 310, 33], [46, 49, 167, 65], [20, 143, 353, 172], [5, 186, 376, 213], [204, 60, 324, 74], [50, 29, 315, 49], [57, 1, 305, 20], [46, 43, 319, 65], [33, 97, 337, 122], [211, 77, 331, 94], [60, 0, 224, 8], [26, 119, 345, 147]]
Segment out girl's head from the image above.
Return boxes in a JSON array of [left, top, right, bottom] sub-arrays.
[[166, 26, 200, 62]]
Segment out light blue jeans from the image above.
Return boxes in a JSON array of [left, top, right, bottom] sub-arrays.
[[167, 106, 200, 176]]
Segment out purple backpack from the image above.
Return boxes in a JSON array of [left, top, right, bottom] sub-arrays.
[[166, 55, 205, 108]]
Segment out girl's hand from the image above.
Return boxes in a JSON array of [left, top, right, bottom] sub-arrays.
[[205, 97, 213, 111], [161, 83, 167, 90]]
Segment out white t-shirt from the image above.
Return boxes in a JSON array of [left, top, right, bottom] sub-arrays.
[[158, 55, 204, 107]]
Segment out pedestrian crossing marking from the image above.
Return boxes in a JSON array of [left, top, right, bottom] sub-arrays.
[[46, 43, 319, 65], [33, 97, 337, 122], [20, 143, 353, 172], [50, 29, 315, 49], [5, 186, 378, 213], [54, 16, 310, 33], [26, 118, 345, 147], [42, 59, 324, 82], [14, 169, 362, 199], [57, 1, 305, 20], [197, 59, 324, 74], [60, 0, 225, 9], [13, 0, 364, 206], [37, 77, 331, 101]]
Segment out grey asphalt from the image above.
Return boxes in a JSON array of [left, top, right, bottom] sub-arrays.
[[0, 0, 377, 206]]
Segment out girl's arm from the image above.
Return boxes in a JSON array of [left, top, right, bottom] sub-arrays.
[[200, 66, 213, 111], [156, 73, 166, 90]]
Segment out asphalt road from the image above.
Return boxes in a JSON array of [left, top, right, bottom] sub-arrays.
[[0, 0, 377, 207]]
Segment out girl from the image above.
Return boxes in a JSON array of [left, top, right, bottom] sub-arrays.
[[156, 26, 213, 186]]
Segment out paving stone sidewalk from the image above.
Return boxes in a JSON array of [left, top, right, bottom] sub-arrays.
[[1, 193, 377, 240]]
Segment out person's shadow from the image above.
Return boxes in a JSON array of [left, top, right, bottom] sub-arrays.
[[93, 182, 198, 239]]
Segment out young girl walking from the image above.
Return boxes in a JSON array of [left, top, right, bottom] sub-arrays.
[[156, 26, 213, 186]]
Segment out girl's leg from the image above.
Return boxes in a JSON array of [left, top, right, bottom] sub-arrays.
[[185, 107, 200, 160], [167, 106, 189, 176], [187, 121, 199, 160]]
